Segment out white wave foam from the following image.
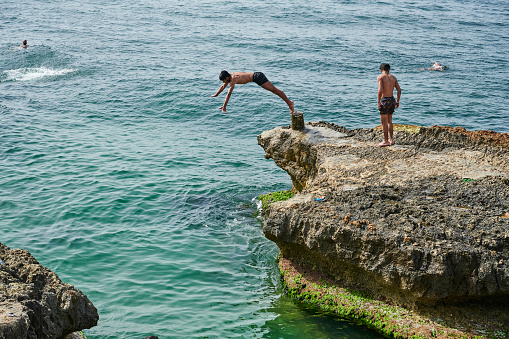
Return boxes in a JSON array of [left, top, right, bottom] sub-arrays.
[[2, 67, 76, 82], [252, 196, 264, 220]]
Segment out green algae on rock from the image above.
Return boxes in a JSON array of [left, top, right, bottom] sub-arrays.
[[258, 190, 295, 214], [279, 256, 507, 339]]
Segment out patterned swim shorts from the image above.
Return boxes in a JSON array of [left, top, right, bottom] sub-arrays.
[[379, 96, 396, 115]]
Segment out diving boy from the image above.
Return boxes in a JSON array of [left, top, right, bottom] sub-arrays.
[[211, 71, 294, 114]]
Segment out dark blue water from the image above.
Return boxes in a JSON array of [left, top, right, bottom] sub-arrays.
[[1, 0, 508, 338]]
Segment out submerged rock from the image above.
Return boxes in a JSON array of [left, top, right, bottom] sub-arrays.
[[0, 242, 98, 339], [258, 122, 509, 307]]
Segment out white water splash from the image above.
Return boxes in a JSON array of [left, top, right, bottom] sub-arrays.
[[2, 67, 76, 82]]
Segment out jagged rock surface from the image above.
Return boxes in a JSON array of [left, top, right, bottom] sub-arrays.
[[0, 243, 98, 339], [258, 122, 509, 307]]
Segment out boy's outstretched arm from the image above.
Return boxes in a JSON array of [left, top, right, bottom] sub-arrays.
[[219, 84, 235, 113], [211, 83, 228, 97]]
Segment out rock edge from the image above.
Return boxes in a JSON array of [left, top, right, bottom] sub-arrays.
[[0, 242, 99, 339]]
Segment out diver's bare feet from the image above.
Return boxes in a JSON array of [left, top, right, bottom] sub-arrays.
[[289, 101, 294, 114], [377, 141, 391, 147], [389, 139, 394, 145]]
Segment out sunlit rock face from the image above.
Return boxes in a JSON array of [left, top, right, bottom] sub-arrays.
[[258, 122, 509, 307]]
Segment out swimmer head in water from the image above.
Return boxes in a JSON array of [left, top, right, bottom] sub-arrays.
[[429, 62, 447, 71]]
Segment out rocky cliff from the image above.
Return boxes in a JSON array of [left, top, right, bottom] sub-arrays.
[[258, 122, 509, 309], [0, 242, 98, 339]]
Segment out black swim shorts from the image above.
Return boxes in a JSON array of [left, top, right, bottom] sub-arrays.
[[253, 72, 269, 86], [379, 96, 396, 115]]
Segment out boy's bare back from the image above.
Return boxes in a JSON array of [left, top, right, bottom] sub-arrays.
[[229, 72, 254, 85], [377, 73, 398, 97]]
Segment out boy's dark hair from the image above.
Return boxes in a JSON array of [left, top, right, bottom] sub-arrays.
[[219, 70, 231, 81], [379, 63, 390, 71]]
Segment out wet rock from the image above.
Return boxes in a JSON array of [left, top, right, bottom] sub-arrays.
[[0, 243, 98, 339], [258, 122, 509, 307], [65, 332, 88, 339]]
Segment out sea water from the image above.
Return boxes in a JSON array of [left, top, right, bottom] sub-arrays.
[[1, 0, 508, 338]]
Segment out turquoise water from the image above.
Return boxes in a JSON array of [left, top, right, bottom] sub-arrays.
[[1, 0, 508, 338]]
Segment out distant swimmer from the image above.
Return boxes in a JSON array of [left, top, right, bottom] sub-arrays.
[[20, 39, 29, 48], [377, 63, 401, 147], [428, 62, 447, 71], [211, 71, 294, 114]]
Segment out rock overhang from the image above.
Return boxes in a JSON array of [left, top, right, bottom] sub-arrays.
[[258, 121, 509, 306]]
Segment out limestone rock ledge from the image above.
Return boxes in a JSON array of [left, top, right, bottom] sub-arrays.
[[258, 122, 509, 308], [0, 242, 98, 339]]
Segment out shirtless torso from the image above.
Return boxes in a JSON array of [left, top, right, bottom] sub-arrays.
[[377, 73, 400, 100], [228, 72, 254, 85]]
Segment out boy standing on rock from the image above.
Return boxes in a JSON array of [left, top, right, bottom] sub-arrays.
[[377, 63, 401, 147]]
